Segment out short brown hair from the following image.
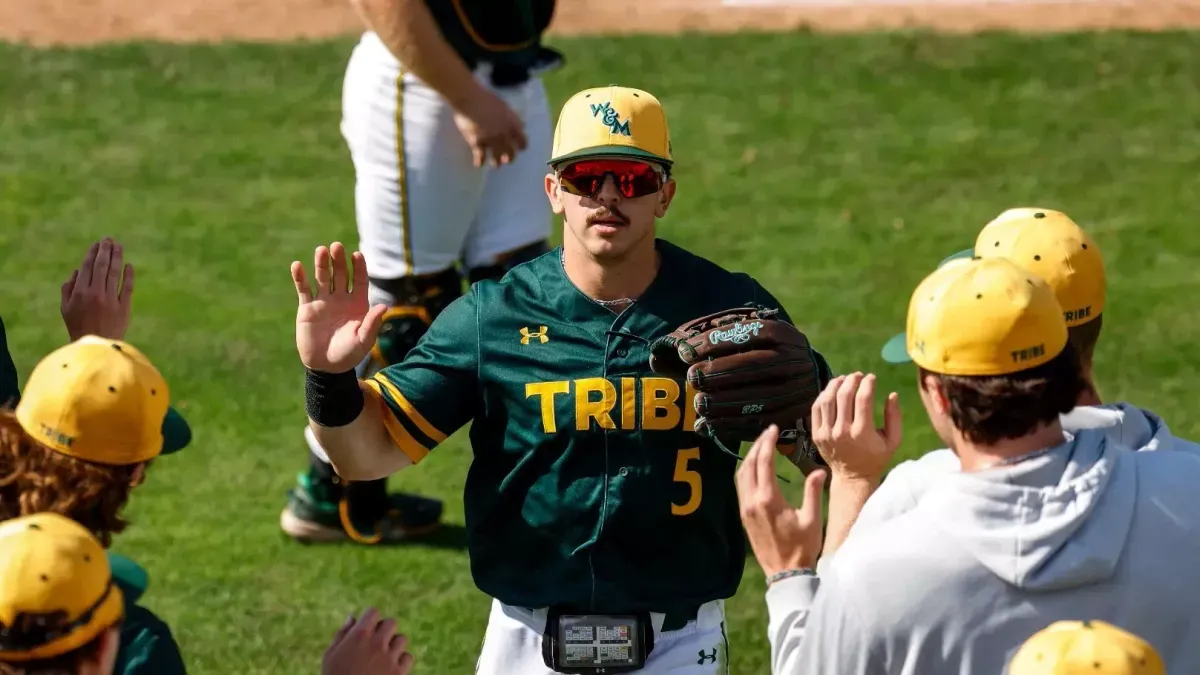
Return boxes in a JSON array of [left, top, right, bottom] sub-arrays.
[[1067, 313, 1103, 366], [0, 625, 117, 675], [0, 411, 145, 547], [918, 342, 1085, 445]]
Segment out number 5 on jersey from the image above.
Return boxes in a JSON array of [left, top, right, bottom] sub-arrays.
[[673, 447, 702, 516]]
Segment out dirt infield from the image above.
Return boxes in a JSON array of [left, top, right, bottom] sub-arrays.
[[3, 0, 1200, 47]]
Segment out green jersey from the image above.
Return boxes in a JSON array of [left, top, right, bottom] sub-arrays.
[[368, 239, 828, 614], [110, 554, 188, 675], [423, 0, 557, 74], [0, 316, 20, 408]]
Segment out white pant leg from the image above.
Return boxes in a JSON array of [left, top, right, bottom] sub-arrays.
[[475, 600, 730, 675], [461, 74, 554, 270], [340, 33, 487, 278]]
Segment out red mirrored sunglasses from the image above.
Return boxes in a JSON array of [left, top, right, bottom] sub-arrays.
[[557, 159, 665, 199]]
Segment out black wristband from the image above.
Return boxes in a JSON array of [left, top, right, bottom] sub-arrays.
[[305, 368, 365, 427]]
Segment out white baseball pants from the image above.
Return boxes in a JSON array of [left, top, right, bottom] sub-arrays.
[[339, 32, 553, 279], [475, 599, 731, 675]]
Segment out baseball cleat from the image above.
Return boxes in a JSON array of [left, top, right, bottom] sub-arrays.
[[280, 472, 443, 544]]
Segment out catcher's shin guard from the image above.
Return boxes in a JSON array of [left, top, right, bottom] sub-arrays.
[[366, 266, 464, 374], [466, 239, 551, 284]]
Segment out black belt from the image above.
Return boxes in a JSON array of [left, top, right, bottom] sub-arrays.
[[539, 605, 701, 674], [479, 47, 566, 88]]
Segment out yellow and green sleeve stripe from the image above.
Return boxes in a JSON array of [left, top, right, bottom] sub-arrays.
[[362, 375, 449, 464]]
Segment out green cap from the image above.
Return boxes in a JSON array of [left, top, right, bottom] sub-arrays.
[[880, 248, 974, 364]]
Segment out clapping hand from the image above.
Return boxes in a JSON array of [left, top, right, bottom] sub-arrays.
[[736, 425, 828, 578], [321, 608, 415, 675], [811, 373, 902, 485]]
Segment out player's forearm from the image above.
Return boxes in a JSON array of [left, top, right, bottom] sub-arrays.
[[349, 0, 488, 113], [306, 373, 413, 481], [820, 474, 878, 559]]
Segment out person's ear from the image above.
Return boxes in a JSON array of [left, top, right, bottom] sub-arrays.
[[545, 173, 565, 215], [656, 179, 677, 218], [82, 626, 122, 675], [920, 373, 951, 416], [131, 463, 147, 487]]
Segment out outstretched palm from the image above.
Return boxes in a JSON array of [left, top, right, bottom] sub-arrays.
[[292, 242, 387, 374]]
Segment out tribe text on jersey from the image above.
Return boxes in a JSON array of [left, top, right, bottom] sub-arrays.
[[364, 240, 809, 615]]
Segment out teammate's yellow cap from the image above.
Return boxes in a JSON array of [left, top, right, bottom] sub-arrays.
[[0, 513, 124, 662], [1008, 620, 1164, 675], [974, 208, 1106, 327], [905, 256, 1068, 376], [549, 85, 672, 167], [15, 336, 174, 466], [881, 207, 1104, 364]]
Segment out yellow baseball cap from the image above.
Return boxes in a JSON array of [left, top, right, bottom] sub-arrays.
[[15, 336, 189, 466], [549, 85, 673, 167], [0, 513, 124, 662], [882, 207, 1104, 363], [973, 208, 1106, 327], [904, 256, 1068, 376], [1009, 620, 1164, 675]]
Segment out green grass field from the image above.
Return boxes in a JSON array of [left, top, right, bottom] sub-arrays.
[[3, 28, 1200, 674]]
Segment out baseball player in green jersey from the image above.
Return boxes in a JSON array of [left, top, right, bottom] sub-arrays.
[[292, 85, 831, 674]]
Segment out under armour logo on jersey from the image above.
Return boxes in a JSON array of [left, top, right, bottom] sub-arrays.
[[697, 648, 717, 665], [520, 326, 549, 345], [590, 102, 632, 136]]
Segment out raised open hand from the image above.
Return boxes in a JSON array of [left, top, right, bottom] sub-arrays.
[[60, 237, 135, 341], [292, 242, 387, 374]]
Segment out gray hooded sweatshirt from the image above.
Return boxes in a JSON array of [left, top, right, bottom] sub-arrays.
[[766, 428, 1200, 675], [826, 402, 1200, 541]]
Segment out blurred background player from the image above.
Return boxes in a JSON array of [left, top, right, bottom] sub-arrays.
[[280, 0, 563, 544], [0, 513, 126, 675]]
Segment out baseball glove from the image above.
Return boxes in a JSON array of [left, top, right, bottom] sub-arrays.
[[648, 305, 828, 468]]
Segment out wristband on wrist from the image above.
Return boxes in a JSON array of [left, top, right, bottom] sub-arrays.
[[766, 567, 816, 587], [305, 367, 365, 427]]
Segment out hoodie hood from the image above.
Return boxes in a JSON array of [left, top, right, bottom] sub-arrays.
[[919, 429, 1136, 592], [1062, 402, 1200, 457]]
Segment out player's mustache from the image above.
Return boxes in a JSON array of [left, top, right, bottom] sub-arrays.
[[587, 207, 630, 225]]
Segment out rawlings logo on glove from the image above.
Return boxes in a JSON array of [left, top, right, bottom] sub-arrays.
[[649, 305, 830, 468], [708, 321, 764, 345]]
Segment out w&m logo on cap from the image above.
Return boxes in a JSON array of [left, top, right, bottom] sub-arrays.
[[590, 102, 631, 136], [549, 85, 673, 167]]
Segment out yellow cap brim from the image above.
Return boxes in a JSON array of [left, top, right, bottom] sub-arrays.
[[0, 582, 124, 662]]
